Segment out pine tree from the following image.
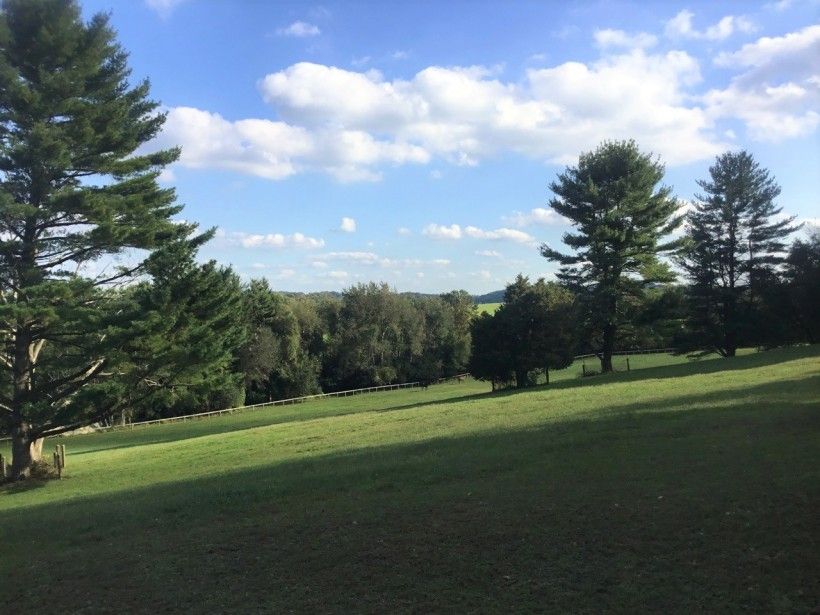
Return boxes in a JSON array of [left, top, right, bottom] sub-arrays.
[[541, 140, 681, 372], [0, 0, 238, 478], [678, 151, 797, 356]]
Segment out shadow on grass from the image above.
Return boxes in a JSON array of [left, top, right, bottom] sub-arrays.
[[31, 345, 819, 459], [2, 371, 818, 612]]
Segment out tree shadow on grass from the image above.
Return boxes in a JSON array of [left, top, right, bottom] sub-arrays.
[[9, 346, 817, 463], [1, 372, 818, 613]]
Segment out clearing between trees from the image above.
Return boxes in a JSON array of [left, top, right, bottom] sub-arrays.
[[1, 346, 818, 612]]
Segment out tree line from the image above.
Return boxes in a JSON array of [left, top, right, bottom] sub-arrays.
[[1, 0, 817, 479]]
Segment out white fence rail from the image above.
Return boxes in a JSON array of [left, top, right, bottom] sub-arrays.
[[98, 373, 471, 432]]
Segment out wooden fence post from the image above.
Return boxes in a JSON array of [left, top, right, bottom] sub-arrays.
[[582, 363, 586, 377], [0, 453, 6, 479], [626, 357, 631, 372], [59, 444, 66, 469]]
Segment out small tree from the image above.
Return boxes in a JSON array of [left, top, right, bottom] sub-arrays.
[[542, 140, 681, 372], [468, 311, 513, 391], [0, 0, 241, 478], [678, 151, 797, 356], [469, 276, 576, 390]]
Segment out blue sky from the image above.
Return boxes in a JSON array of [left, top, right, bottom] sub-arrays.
[[82, 0, 819, 293]]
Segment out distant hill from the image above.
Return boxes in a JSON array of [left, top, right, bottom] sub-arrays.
[[473, 290, 504, 304]]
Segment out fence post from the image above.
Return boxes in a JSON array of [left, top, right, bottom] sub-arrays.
[[0, 453, 6, 479], [59, 444, 66, 469], [626, 357, 631, 372], [582, 363, 586, 377]]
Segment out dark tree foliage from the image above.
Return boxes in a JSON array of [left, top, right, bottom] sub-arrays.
[[678, 151, 798, 356], [783, 232, 820, 344], [541, 140, 682, 372], [0, 0, 240, 477], [469, 275, 576, 389], [468, 311, 513, 390]]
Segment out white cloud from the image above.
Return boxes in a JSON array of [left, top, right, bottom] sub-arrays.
[[704, 25, 820, 141], [423, 223, 534, 244], [157, 25, 818, 181], [215, 229, 325, 249], [423, 223, 462, 239], [157, 168, 176, 184], [351, 56, 371, 68], [311, 261, 329, 268], [476, 250, 502, 258], [145, 0, 187, 18], [594, 29, 657, 49], [277, 21, 321, 38], [340, 217, 357, 232], [157, 106, 428, 181], [464, 226, 535, 243], [397, 227, 412, 236], [505, 207, 568, 227], [255, 53, 720, 169], [665, 10, 756, 41], [392, 50, 410, 60]]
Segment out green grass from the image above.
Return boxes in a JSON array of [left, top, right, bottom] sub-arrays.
[[2, 347, 818, 613], [476, 301, 501, 314]]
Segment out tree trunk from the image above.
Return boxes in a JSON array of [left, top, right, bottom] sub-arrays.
[[515, 369, 529, 389], [544, 368, 549, 385], [10, 422, 44, 480], [600, 323, 616, 373]]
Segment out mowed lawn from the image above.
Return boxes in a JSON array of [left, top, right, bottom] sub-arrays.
[[1, 348, 818, 613]]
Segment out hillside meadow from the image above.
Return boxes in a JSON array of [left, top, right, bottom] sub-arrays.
[[1, 346, 818, 612]]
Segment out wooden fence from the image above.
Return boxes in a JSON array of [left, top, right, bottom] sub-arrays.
[[99, 373, 471, 432]]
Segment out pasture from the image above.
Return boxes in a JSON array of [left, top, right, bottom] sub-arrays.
[[1, 346, 818, 612], [476, 301, 501, 314]]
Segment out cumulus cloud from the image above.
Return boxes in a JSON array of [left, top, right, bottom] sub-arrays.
[[157, 106, 428, 181], [464, 226, 535, 243], [340, 217, 357, 232], [277, 21, 321, 37], [594, 29, 657, 49], [423, 223, 463, 240], [505, 207, 568, 227], [665, 10, 756, 41], [155, 23, 818, 181], [397, 227, 412, 236], [704, 25, 820, 141], [257, 53, 719, 168], [215, 229, 324, 249], [423, 223, 534, 244]]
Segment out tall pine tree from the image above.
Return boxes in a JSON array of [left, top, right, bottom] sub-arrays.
[[0, 0, 241, 478], [541, 140, 681, 372], [678, 151, 797, 356]]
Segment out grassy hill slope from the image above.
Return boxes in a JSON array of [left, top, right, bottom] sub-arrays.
[[2, 347, 818, 612]]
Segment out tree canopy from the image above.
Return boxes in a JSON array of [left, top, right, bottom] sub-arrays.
[[541, 140, 681, 372], [678, 151, 797, 356], [0, 0, 241, 478]]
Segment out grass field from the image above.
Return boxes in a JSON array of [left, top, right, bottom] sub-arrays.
[[2, 347, 818, 612], [476, 301, 501, 314]]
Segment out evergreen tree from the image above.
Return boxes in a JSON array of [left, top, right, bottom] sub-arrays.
[[678, 151, 797, 356], [0, 0, 235, 478], [783, 232, 820, 344], [541, 140, 681, 372]]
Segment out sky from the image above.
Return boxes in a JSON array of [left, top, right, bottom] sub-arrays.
[[80, 0, 819, 294]]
